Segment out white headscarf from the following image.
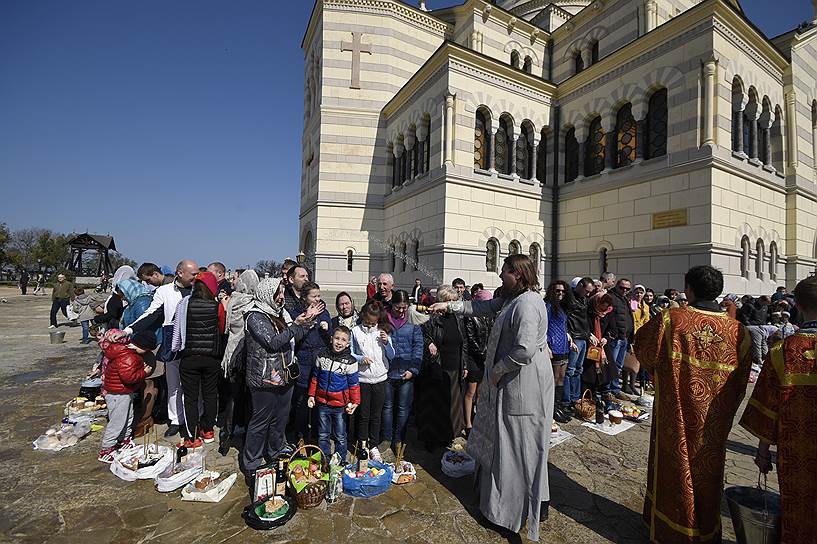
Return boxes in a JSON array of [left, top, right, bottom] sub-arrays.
[[247, 277, 291, 324], [234, 269, 260, 295], [112, 265, 137, 288]]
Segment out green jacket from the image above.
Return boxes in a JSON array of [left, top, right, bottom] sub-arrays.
[[52, 281, 74, 300]]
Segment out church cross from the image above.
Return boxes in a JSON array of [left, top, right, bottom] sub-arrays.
[[340, 32, 371, 89]]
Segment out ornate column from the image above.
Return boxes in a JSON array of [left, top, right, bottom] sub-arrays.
[[404, 131, 416, 180], [702, 58, 717, 147], [510, 131, 518, 178], [633, 101, 648, 161], [575, 125, 587, 180], [733, 110, 745, 155], [444, 93, 455, 167], [645, 0, 657, 32], [530, 139, 538, 182], [603, 117, 615, 171], [489, 127, 498, 173], [392, 142, 404, 188], [786, 89, 798, 173], [748, 115, 759, 160], [416, 122, 428, 175], [762, 119, 773, 167]]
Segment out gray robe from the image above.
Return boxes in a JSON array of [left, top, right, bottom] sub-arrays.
[[460, 290, 553, 542]]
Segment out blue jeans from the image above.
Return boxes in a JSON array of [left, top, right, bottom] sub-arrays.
[[381, 378, 414, 444], [317, 404, 347, 462], [607, 339, 629, 393], [81, 320, 90, 343], [564, 339, 586, 403]]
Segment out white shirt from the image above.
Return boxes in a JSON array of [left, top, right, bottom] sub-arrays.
[[350, 324, 395, 384], [125, 281, 185, 332]]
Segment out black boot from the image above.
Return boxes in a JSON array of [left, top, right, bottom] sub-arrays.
[[554, 385, 571, 423], [623, 370, 639, 396]]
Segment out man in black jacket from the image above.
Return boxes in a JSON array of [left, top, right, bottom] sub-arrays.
[[605, 278, 635, 400], [565, 277, 595, 408], [739, 295, 769, 367]]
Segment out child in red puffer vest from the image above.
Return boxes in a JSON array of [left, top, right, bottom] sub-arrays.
[[97, 329, 155, 463]]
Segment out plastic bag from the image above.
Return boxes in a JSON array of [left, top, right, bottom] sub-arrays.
[[110, 444, 173, 482], [342, 460, 392, 498], [32, 420, 91, 451], [441, 450, 475, 478], [181, 471, 237, 502], [155, 450, 204, 492], [242, 495, 297, 530], [327, 452, 344, 502]]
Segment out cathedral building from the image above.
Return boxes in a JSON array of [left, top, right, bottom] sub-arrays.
[[300, 0, 817, 297]]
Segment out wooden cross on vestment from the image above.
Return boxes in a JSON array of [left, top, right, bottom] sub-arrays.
[[341, 32, 371, 89]]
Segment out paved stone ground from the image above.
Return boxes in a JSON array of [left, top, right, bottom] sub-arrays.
[[0, 288, 778, 543]]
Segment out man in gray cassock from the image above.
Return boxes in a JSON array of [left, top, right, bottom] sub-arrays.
[[432, 254, 553, 542]]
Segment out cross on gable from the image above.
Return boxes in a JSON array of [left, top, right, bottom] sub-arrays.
[[340, 32, 372, 89]]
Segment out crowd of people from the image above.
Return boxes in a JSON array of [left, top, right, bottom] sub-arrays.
[[41, 255, 817, 543]]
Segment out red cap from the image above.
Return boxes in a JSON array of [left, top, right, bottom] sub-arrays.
[[195, 271, 218, 297]]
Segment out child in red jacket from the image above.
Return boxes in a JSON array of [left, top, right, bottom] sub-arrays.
[[98, 329, 156, 463]]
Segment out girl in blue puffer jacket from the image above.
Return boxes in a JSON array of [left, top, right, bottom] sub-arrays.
[[380, 290, 423, 452]]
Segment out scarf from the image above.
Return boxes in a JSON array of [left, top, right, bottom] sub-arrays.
[[336, 312, 358, 329], [112, 266, 137, 286], [247, 278, 288, 320], [387, 310, 408, 331], [234, 269, 260, 295], [117, 278, 153, 303]]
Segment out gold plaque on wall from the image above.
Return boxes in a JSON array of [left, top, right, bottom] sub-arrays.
[[652, 209, 688, 229]]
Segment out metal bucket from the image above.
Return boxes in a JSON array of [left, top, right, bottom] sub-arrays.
[[725, 484, 781, 544], [49, 330, 66, 344]]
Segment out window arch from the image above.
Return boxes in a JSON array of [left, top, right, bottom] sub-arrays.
[[474, 107, 491, 170], [590, 41, 599, 64], [646, 88, 668, 159], [346, 249, 354, 272], [516, 122, 534, 179], [769, 241, 778, 281], [740, 235, 751, 278], [731, 77, 745, 154], [510, 50, 520, 69], [495, 114, 514, 175], [486, 238, 499, 273], [523, 56, 533, 74], [412, 240, 420, 271], [537, 129, 547, 184], [564, 127, 579, 183], [529, 243, 541, 275], [509, 240, 521, 255], [615, 103, 637, 168], [400, 241, 407, 272], [755, 239, 765, 280], [574, 51, 584, 74], [585, 116, 605, 176]]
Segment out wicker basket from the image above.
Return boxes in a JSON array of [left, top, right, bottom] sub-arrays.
[[287, 444, 328, 509], [575, 389, 596, 421]]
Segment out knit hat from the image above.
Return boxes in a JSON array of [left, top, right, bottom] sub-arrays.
[[194, 271, 218, 297]]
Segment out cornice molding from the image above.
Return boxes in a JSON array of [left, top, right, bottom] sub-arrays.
[[449, 58, 554, 105], [323, 0, 452, 36], [713, 18, 784, 82]]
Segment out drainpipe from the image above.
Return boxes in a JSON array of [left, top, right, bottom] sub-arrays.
[[551, 105, 561, 281]]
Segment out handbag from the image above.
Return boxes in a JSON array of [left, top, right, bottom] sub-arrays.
[[624, 351, 640, 372], [586, 345, 604, 363]]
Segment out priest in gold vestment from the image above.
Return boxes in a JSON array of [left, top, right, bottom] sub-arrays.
[[634, 266, 752, 543]]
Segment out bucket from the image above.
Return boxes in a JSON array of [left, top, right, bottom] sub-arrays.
[[725, 482, 781, 544], [49, 330, 66, 344]]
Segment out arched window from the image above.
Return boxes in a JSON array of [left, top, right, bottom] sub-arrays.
[[486, 238, 499, 273], [400, 241, 407, 272], [516, 122, 534, 179], [769, 241, 778, 281], [731, 77, 745, 154], [510, 50, 520, 69], [590, 41, 599, 64], [389, 144, 398, 188], [759, 98, 772, 166], [537, 130, 547, 184], [409, 125, 419, 179], [585, 116, 605, 176], [346, 249, 354, 272], [413, 240, 420, 271], [771, 106, 784, 172], [390, 244, 397, 273], [574, 51, 584, 74], [474, 108, 491, 170], [523, 56, 533, 74], [509, 240, 521, 255], [599, 248, 608, 274], [756, 239, 765, 280], [564, 127, 579, 183], [615, 103, 637, 168], [740, 235, 751, 278], [529, 243, 541, 275], [495, 114, 514, 175], [423, 115, 431, 173], [646, 88, 668, 159]]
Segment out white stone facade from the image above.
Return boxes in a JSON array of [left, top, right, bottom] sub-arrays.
[[300, 0, 817, 298]]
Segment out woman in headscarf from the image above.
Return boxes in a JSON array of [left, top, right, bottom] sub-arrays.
[[93, 265, 136, 330], [582, 292, 616, 399], [331, 291, 358, 329], [118, 278, 162, 437], [241, 278, 320, 493], [217, 269, 260, 455]]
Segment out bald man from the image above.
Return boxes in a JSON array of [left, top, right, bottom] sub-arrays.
[[116, 259, 198, 437]]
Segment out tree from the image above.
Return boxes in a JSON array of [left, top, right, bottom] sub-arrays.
[[0, 223, 9, 270], [9, 228, 41, 270], [109, 251, 137, 271], [254, 259, 283, 278]]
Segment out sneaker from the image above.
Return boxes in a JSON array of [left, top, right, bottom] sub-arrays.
[[97, 447, 117, 464], [164, 424, 180, 438], [179, 438, 203, 449], [614, 391, 635, 402], [118, 437, 135, 450], [48, 325, 56, 329], [200, 430, 215, 444]]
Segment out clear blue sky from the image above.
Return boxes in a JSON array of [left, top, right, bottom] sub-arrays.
[[0, 0, 810, 269]]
